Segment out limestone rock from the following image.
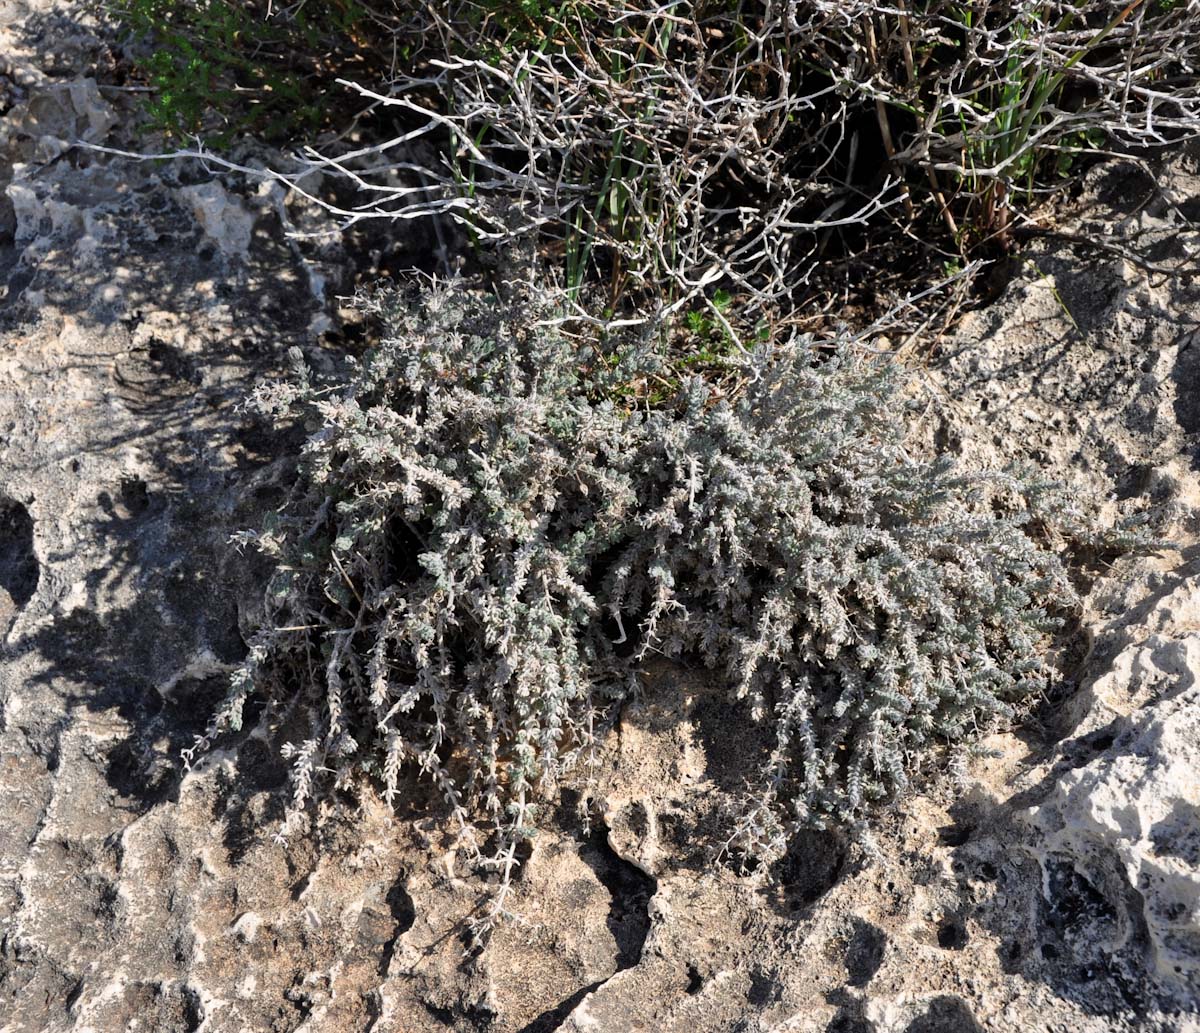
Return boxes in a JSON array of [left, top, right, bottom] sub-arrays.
[[1029, 578, 1200, 999], [178, 181, 255, 262]]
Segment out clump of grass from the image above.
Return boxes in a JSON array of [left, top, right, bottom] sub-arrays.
[[914, 0, 1165, 247]]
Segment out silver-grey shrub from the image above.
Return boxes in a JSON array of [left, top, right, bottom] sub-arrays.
[[193, 281, 1115, 912]]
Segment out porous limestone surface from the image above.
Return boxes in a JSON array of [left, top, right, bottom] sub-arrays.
[[1027, 551, 1200, 1004], [0, 5, 1198, 1033], [1031, 673, 1200, 997]]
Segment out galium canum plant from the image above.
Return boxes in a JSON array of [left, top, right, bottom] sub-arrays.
[[191, 282, 1126, 920]]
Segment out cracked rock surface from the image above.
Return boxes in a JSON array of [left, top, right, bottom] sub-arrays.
[[1, 4, 1198, 1032]]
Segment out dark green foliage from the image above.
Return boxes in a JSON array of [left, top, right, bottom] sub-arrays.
[[189, 282, 1138, 917], [112, 0, 374, 141]]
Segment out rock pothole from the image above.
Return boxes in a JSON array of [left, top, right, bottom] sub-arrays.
[[936, 914, 969, 951], [584, 829, 656, 972], [845, 919, 887, 986], [771, 829, 849, 913]]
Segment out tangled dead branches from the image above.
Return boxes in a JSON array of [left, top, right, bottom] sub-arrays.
[[288, 0, 1200, 325]]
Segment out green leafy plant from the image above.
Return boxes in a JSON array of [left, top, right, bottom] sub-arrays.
[[685, 289, 731, 338], [112, 0, 375, 141], [188, 280, 1143, 926]]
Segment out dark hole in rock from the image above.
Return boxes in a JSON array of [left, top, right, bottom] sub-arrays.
[[0, 496, 38, 630], [747, 968, 778, 1007], [520, 825, 656, 1033], [119, 475, 151, 516], [625, 800, 650, 840], [1064, 722, 1123, 769], [386, 878, 416, 935], [826, 993, 876, 1033], [182, 983, 205, 1033], [938, 823, 972, 848], [845, 918, 887, 986], [584, 828, 655, 971], [937, 917, 969, 950], [517, 986, 597, 1033], [1041, 943, 1060, 960], [686, 964, 704, 995], [423, 1002, 457, 1026], [106, 737, 171, 806], [512, 837, 535, 873], [374, 876, 416, 975], [64, 979, 85, 1012], [1043, 857, 1118, 936], [773, 829, 848, 911]]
